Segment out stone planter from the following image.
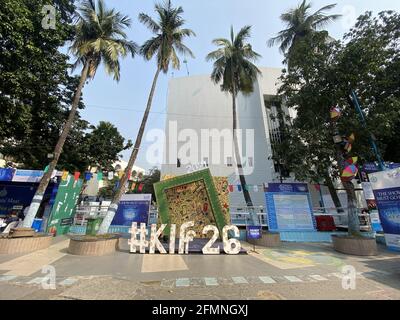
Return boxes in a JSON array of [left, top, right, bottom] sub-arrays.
[[68, 234, 120, 256], [332, 235, 378, 256], [9, 228, 35, 238], [0, 234, 53, 254], [248, 232, 281, 247]]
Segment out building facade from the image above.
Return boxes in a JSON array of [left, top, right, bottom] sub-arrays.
[[161, 67, 297, 209]]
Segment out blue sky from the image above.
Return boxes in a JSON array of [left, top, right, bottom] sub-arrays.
[[76, 0, 400, 170]]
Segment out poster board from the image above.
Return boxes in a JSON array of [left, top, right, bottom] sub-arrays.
[[46, 175, 83, 235], [369, 168, 400, 251], [266, 183, 316, 232], [111, 194, 151, 226]]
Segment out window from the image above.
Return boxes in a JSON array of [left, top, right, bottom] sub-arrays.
[[248, 157, 253, 167], [227, 157, 233, 167], [203, 157, 209, 167], [177, 158, 181, 168]]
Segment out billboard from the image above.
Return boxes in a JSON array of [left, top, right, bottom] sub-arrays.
[[12, 169, 44, 183], [266, 183, 316, 232], [0, 168, 15, 182], [46, 175, 83, 235], [370, 168, 400, 251], [111, 194, 151, 226]]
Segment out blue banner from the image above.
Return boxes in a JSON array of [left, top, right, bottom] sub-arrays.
[[363, 162, 400, 174], [370, 168, 400, 251], [112, 194, 151, 226], [247, 226, 262, 240], [266, 183, 316, 232], [0, 168, 14, 182], [268, 183, 309, 193]]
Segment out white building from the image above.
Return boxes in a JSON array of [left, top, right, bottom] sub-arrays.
[[161, 67, 298, 209]]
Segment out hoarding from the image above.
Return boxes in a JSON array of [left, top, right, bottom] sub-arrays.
[[369, 168, 400, 251], [111, 194, 151, 226], [266, 183, 316, 232]]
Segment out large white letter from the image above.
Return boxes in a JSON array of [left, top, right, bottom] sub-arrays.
[[149, 224, 167, 254], [222, 225, 241, 255], [202, 225, 220, 255], [178, 221, 196, 254]]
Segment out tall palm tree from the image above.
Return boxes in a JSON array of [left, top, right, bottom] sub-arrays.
[[268, 0, 340, 58], [206, 26, 261, 226], [23, 0, 138, 228], [98, 0, 195, 233]]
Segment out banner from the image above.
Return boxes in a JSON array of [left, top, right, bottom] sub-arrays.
[[361, 182, 383, 232], [12, 169, 43, 183], [111, 194, 151, 226], [266, 183, 316, 232], [0, 168, 14, 182], [0, 181, 55, 217], [46, 175, 83, 235], [370, 168, 400, 251]]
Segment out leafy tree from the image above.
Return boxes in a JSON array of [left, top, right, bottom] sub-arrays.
[[268, 0, 340, 66], [0, 0, 81, 166], [23, 0, 138, 228], [127, 167, 161, 202], [207, 26, 261, 225], [99, 0, 195, 233], [84, 121, 132, 171], [277, 11, 400, 236]]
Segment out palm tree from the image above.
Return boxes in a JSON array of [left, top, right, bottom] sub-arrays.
[[268, 0, 340, 59], [22, 0, 138, 228], [98, 0, 195, 233], [206, 26, 261, 226]]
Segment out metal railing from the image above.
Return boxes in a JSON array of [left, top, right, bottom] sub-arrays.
[[71, 204, 372, 232]]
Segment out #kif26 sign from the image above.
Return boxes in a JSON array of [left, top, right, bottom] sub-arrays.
[[128, 221, 241, 255]]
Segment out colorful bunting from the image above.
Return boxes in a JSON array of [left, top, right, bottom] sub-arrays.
[[108, 171, 114, 180], [118, 171, 124, 179], [253, 185, 259, 192], [343, 141, 352, 153], [138, 183, 144, 192], [330, 106, 341, 120], [84, 171, 92, 181], [131, 182, 136, 191], [73, 172, 80, 181], [44, 165, 49, 173], [127, 171, 132, 181], [341, 164, 358, 182], [97, 171, 103, 181], [228, 185, 234, 193], [237, 185, 242, 192], [51, 170, 57, 179], [345, 157, 358, 165], [347, 133, 356, 144], [61, 170, 68, 181]]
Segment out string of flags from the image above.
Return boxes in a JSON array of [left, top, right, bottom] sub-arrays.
[[228, 183, 269, 193], [44, 166, 146, 192]]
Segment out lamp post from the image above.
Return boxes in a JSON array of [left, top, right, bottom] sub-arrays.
[[348, 91, 386, 171]]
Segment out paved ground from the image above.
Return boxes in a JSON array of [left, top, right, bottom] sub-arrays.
[[1, 236, 400, 300]]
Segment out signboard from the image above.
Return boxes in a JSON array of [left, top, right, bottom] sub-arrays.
[[361, 182, 383, 232], [370, 168, 400, 251], [266, 183, 316, 232], [0, 168, 15, 182], [47, 175, 83, 235], [12, 169, 44, 183], [111, 194, 151, 226], [247, 226, 262, 240], [363, 162, 400, 174]]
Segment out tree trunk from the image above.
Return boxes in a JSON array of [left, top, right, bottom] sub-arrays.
[[343, 180, 361, 237], [98, 67, 161, 234], [22, 61, 90, 228], [324, 174, 344, 213], [231, 92, 258, 226]]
